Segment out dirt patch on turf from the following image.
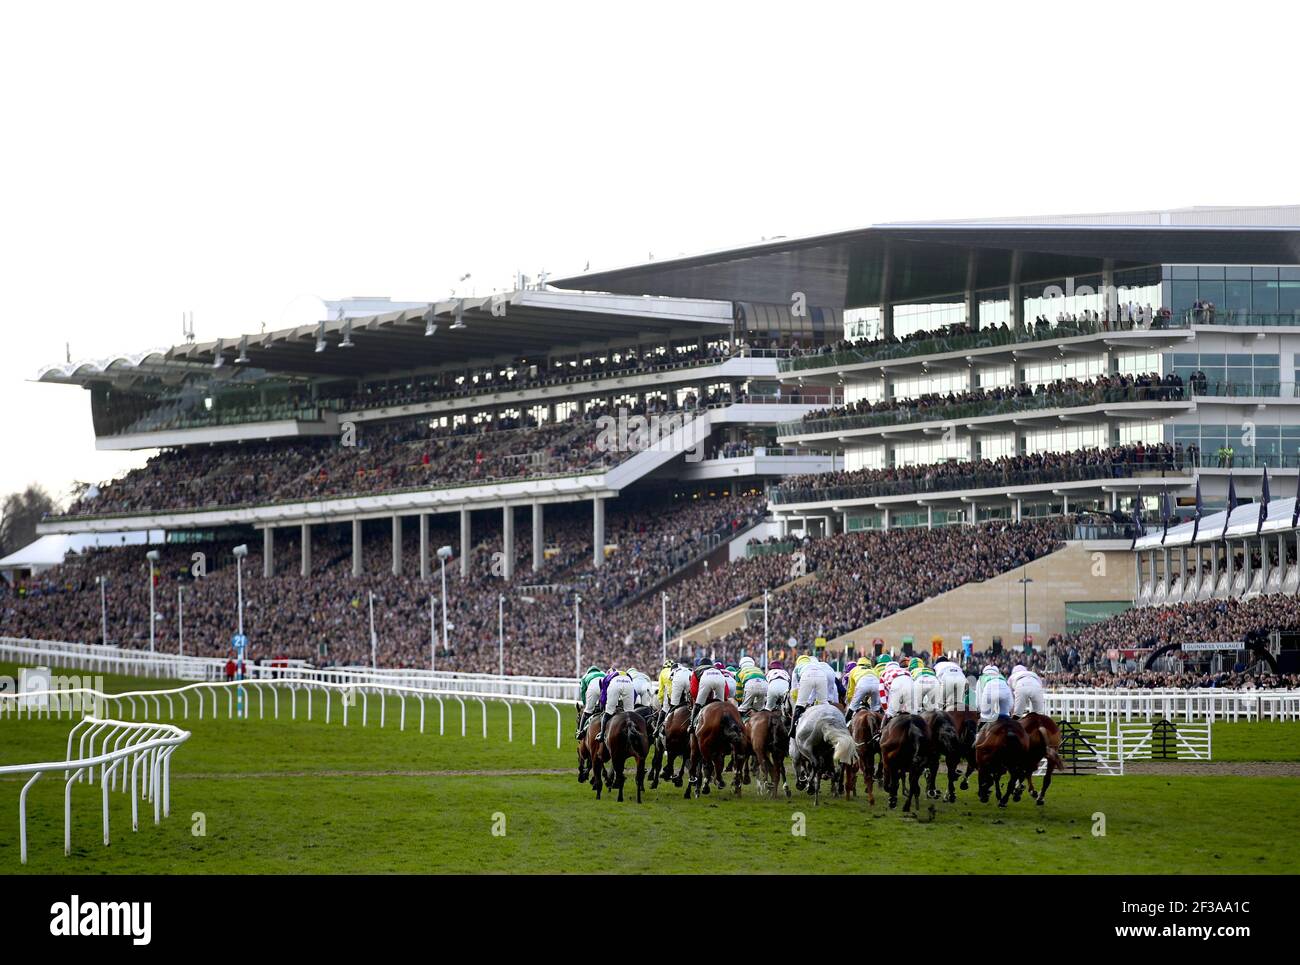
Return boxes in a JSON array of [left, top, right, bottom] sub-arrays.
[[169, 768, 571, 780], [1124, 761, 1300, 777]]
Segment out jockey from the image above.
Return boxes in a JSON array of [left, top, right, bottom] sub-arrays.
[[820, 657, 843, 705], [630, 668, 653, 707], [1008, 664, 1046, 716], [576, 665, 604, 739], [791, 654, 813, 705], [764, 661, 791, 712], [845, 660, 874, 707], [656, 659, 675, 710], [845, 663, 881, 717], [912, 663, 940, 712], [598, 668, 636, 743], [977, 664, 1013, 723], [722, 664, 739, 703], [882, 661, 916, 718], [690, 658, 728, 734], [737, 662, 768, 714], [934, 657, 968, 711], [790, 654, 829, 733]]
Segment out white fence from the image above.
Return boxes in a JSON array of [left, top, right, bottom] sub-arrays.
[[1045, 689, 1300, 723], [0, 638, 575, 699], [0, 676, 573, 749], [0, 717, 190, 864], [6, 637, 1300, 721]]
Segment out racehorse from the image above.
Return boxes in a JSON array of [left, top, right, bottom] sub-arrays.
[[879, 713, 930, 812], [974, 717, 1031, 808], [594, 709, 651, 803], [946, 710, 980, 791], [846, 709, 882, 804], [744, 709, 791, 799], [1016, 712, 1065, 806], [650, 705, 690, 789], [790, 704, 856, 805], [687, 700, 748, 799], [922, 710, 965, 803], [577, 715, 601, 786]]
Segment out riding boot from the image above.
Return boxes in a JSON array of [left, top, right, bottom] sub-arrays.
[[791, 705, 805, 735], [596, 712, 611, 743], [575, 711, 588, 740]]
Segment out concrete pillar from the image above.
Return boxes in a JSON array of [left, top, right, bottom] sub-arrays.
[[1015, 497, 1023, 523], [1061, 493, 1069, 516], [1258, 536, 1268, 589], [593, 497, 606, 569], [300, 522, 312, 577], [964, 250, 980, 331], [1101, 257, 1116, 322], [460, 508, 471, 579], [1211, 542, 1219, 590], [391, 515, 402, 577], [882, 507, 891, 532], [502, 505, 515, 581], [926, 504, 933, 529], [1009, 249, 1024, 332], [263, 526, 274, 578], [1109, 490, 1118, 512], [1226, 541, 1235, 594], [532, 502, 544, 573], [419, 514, 430, 580], [351, 519, 362, 577], [1134, 551, 1143, 601], [880, 244, 894, 340]]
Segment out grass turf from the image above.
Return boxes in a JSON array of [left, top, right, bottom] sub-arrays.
[[1, 662, 1298, 873]]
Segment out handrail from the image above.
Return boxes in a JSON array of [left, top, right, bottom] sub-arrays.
[[0, 717, 190, 864]]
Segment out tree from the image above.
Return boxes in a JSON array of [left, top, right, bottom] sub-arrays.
[[0, 484, 59, 558]]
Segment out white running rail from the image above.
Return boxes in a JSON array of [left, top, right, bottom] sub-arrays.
[[0, 677, 574, 749], [0, 717, 190, 864]]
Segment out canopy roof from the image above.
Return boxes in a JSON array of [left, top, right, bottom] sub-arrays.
[[552, 205, 1300, 308]]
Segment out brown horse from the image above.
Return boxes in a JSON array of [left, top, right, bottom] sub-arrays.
[[846, 710, 882, 804], [922, 710, 965, 803], [974, 717, 1031, 808], [879, 713, 930, 812], [577, 715, 601, 786], [594, 710, 651, 803], [1017, 712, 1065, 806], [744, 709, 791, 799], [687, 700, 747, 799], [650, 705, 691, 788], [947, 710, 980, 791]]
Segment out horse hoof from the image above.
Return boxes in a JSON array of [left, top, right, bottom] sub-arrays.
[[960, 780, 969, 790], [945, 793, 956, 803], [998, 800, 1008, 808], [1036, 798, 1045, 807]]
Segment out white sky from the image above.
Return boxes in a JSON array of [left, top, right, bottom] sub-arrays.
[[1, 0, 1296, 504]]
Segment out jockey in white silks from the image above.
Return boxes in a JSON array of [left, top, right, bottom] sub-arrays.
[[977, 665, 1013, 723], [630, 669, 653, 707], [790, 655, 830, 735], [1008, 664, 1046, 715], [764, 662, 791, 712], [934, 658, 969, 711], [912, 665, 941, 712]]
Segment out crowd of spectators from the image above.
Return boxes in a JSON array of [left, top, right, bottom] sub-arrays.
[[798, 373, 1186, 429], [773, 443, 1191, 503], [63, 391, 744, 519]]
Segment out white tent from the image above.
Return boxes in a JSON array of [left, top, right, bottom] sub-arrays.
[[0, 531, 160, 581]]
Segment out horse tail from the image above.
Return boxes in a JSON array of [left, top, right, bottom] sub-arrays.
[[1045, 741, 1065, 773], [832, 729, 857, 767], [722, 712, 745, 744]]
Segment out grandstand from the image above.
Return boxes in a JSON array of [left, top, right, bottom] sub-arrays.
[[6, 205, 1300, 683]]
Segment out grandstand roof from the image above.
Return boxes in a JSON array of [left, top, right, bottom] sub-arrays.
[[36, 290, 733, 387], [1134, 495, 1300, 549], [551, 205, 1300, 308]]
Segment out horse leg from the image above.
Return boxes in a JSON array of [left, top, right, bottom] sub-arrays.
[[944, 754, 958, 803], [925, 758, 940, 800], [636, 755, 646, 804], [593, 759, 604, 799], [1037, 763, 1053, 807], [649, 740, 663, 789]]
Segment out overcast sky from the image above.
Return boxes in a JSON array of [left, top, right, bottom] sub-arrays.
[[1, 0, 1296, 505]]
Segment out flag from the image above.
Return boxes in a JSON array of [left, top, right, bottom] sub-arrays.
[[1223, 473, 1238, 540], [1160, 487, 1172, 544], [1130, 487, 1146, 550], [1190, 477, 1204, 543], [1257, 465, 1271, 535]]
